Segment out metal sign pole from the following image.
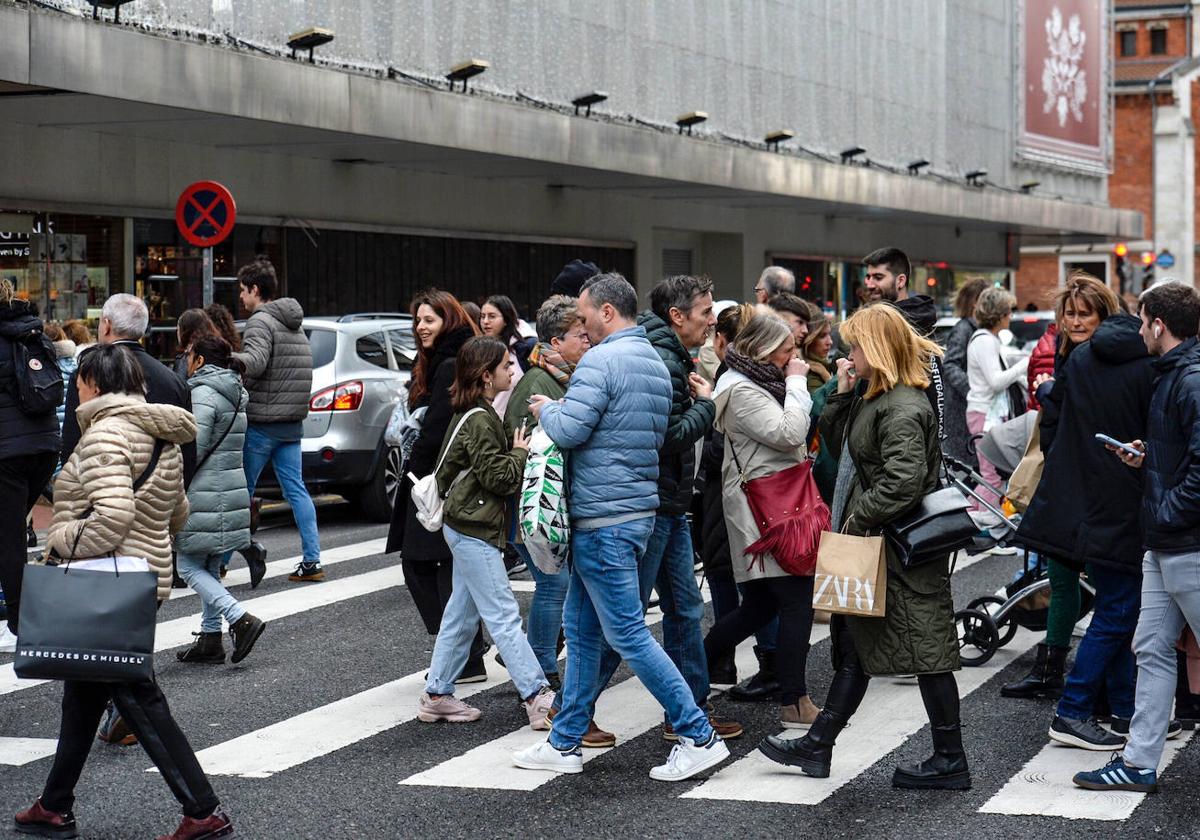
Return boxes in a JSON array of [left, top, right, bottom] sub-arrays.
[[202, 246, 214, 307]]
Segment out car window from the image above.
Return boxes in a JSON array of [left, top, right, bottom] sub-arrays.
[[356, 331, 390, 369], [304, 328, 337, 368], [1009, 317, 1053, 348], [387, 328, 417, 369]]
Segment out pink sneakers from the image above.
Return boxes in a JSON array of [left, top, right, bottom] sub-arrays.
[[417, 693, 482, 723], [524, 686, 555, 731]]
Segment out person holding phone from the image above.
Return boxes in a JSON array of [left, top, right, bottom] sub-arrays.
[[1013, 300, 1154, 751], [1076, 282, 1200, 793]]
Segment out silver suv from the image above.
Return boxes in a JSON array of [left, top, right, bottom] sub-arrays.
[[255, 314, 414, 521]]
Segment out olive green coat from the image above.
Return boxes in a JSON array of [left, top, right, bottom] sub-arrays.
[[819, 384, 959, 676]]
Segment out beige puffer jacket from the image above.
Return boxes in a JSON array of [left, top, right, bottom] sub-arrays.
[[47, 392, 197, 601]]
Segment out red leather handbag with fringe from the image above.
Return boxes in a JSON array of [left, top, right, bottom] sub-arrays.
[[729, 441, 830, 576]]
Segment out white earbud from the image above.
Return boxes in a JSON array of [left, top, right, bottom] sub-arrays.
[[1154, 325, 1163, 339]]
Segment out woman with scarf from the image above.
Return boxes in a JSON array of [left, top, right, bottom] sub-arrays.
[[802, 308, 834, 393], [706, 312, 822, 730], [480, 294, 536, 417]]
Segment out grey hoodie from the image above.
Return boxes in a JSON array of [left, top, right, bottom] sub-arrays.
[[231, 297, 313, 425]]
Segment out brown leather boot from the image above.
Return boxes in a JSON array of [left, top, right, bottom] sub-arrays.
[[154, 807, 234, 840], [14, 799, 77, 839]]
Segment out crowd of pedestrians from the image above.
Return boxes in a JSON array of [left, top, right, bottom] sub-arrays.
[[1, 244, 1200, 837]]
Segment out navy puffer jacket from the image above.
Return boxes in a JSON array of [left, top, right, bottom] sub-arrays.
[[1142, 337, 1200, 553], [539, 324, 671, 526]]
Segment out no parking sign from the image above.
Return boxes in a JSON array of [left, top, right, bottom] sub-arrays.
[[175, 181, 237, 248]]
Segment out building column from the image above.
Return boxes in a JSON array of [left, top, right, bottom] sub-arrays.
[[1153, 97, 1195, 285]]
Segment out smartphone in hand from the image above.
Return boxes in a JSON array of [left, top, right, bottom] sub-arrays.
[[1095, 433, 1143, 458]]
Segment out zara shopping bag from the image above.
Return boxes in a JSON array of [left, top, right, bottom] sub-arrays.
[[15, 557, 158, 682], [812, 529, 887, 618]]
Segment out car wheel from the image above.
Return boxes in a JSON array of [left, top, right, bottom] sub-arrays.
[[355, 446, 402, 523]]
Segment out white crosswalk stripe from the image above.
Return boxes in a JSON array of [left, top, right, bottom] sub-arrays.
[[0, 738, 58, 767], [979, 731, 1195, 820]]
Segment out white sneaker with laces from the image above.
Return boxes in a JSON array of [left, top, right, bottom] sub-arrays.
[[512, 740, 583, 774], [0, 626, 16, 654], [649, 731, 729, 782], [524, 686, 555, 731]]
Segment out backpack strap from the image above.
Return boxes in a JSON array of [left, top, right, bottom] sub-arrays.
[[433, 407, 486, 493]]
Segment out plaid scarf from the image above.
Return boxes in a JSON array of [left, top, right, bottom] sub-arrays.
[[725, 348, 787, 405], [527, 342, 575, 388]]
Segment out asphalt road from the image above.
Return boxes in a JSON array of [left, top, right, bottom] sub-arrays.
[[1, 502, 1198, 840]]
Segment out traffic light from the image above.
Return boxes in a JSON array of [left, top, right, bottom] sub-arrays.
[[1114, 242, 1128, 257]]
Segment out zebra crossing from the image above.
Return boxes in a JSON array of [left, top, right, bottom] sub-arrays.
[[1, 531, 1196, 837]]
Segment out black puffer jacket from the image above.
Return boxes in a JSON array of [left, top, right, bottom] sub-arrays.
[[941, 316, 977, 467], [698, 427, 732, 580], [1142, 337, 1200, 553], [636, 311, 715, 517], [890, 295, 945, 439], [0, 300, 60, 461], [1016, 314, 1154, 573], [386, 326, 475, 558]]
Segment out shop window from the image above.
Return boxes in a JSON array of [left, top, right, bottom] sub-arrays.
[[1150, 27, 1168, 55], [356, 332, 389, 368], [1119, 29, 1137, 57]]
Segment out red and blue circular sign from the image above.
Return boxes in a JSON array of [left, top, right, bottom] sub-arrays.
[[175, 181, 237, 248]]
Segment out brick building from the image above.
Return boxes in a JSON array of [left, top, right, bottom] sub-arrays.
[[1017, 0, 1200, 309]]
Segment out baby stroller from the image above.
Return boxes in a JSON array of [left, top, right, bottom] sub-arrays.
[[941, 451, 1096, 667]]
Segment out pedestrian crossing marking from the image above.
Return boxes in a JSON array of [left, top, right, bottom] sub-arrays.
[[0, 738, 58, 766], [979, 730, 1195, 820], [682, 626, 1041, 805]]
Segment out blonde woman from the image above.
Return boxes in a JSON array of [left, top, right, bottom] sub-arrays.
[[760, 304, 969, 792]]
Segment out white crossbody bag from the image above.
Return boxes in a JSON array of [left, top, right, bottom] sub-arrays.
[[408, 407, 486, 532]]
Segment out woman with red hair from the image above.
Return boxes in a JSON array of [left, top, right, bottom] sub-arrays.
[[387, 289, 488, 680]]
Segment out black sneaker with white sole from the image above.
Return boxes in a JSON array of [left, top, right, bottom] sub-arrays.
[[1108, 717, 1183, 740], [288, 562, 325, 583], [1048, 715, 1126, 750]]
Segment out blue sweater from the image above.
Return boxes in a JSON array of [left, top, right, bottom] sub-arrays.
[[539, 324, 671, 527]]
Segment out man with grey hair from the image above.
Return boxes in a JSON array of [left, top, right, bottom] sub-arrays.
[[62, 294, 194, 482], [755, 266, 796, 304], [514, 272, 730, 782]]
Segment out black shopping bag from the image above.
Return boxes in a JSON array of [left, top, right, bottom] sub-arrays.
[[15, 559, 157, 683]]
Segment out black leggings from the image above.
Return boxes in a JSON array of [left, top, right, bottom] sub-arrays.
[[704, 575, 814, 704], [0, 451, 58, 633], [401, 554, 485, 656]]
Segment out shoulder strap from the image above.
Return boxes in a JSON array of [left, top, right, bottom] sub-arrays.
[[133, 439, 167, 492], [433, 407, 486, 476], [194, 414, 236, 475]]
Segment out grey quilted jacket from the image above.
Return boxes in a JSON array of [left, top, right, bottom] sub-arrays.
[[174, 365, 251, 556], [232, 298, 313, 424]]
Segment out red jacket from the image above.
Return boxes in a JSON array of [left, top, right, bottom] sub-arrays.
[[1027, 324, 1058, 410]]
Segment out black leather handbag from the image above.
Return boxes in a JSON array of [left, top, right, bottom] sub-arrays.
[[883, 486, 978, 569]]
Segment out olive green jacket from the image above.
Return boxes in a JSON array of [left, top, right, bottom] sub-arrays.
[[504, 366, 566, 433], [435, 400, 529, 549], [820, 384, 959, 676]]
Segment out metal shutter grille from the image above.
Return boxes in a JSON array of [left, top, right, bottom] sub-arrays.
[[661, 248, 693, 278]]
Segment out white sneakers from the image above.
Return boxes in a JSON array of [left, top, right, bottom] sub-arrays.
[[513, 731, 729, 782], [0, 625, 17, 654], [649, 732, 730, 782], [523, 686, 555, 731], [512, 740, 584, 774]]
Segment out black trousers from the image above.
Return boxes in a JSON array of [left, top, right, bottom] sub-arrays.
[[0, 451, 58, 633], [401, 554, 485, 655], [704, 575, 815, 704], [41, 679, 219, 819]]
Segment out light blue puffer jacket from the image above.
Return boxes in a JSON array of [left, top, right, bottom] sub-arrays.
[[174, 365, 251, 556], [539, 324, 671, 526]]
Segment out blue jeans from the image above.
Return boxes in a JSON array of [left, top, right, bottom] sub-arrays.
[[243, 425, 320, 563], [426, 527, 547, 699], [1056, 563, 1140, 720], [549, 516, 711, 750], [591, 514, 708, 708], [517, 542, 569, 676], [176, 551, 246, 633]]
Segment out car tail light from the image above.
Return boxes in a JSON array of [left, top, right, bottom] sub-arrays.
[[310, 381, 364, 411]]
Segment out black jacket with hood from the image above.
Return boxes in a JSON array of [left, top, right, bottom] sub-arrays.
[[1141, 337, 1200, 553], [0, 299, 61, 462], [1016, 313, 1154, 572], [890, 295, 945, 440]]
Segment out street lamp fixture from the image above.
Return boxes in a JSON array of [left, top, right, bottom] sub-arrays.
[[965, 169, 988, 186], [287, 28, 335, 63], [676, 112, 708, 135], [89, 0, 136, 22], [1020, 180, 1041, 194], [840, 146, 866, 164], [572, 92, 608, 116], [764, 130, 795, 151], [447, 59, 489, 92], [907, 159, 930, 175]]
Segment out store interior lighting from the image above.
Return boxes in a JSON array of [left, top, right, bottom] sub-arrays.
[[572, 92, 608, 116], [447, 59, 490, 92], [840, 146, 866, 164], [287, 28, 335, 63], [764, 129, 795, 151], [965, 169, 988, 186], [676, 111, 708, 135]]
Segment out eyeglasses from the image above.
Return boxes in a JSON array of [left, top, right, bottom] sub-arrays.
[[562, 331, 590, 342]]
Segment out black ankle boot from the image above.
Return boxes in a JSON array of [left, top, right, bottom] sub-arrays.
[[1001, 643, 1069, 699], [709, 652, 738, 686], [759, 709, 844, 777], [177, 631, 225, 664], [229, 613, 266, 664], [239, 540, 268, 589], [728, 645, 779, 702], [892, 725, 972, 790]]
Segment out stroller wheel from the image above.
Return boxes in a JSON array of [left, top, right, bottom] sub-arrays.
[[966, 595, 1018, 647], [955, 608, 999, 667]]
